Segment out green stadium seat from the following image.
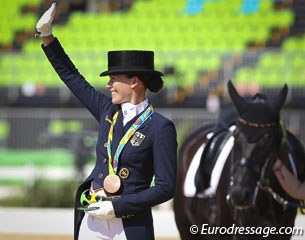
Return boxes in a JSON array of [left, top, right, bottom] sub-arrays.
[[66, 120, 83, 133], [48, 120, 66, 136], [0, 0, 297, 89], [0, 121, 10, 141]]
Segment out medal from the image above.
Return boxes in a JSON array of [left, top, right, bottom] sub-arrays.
[[103, 174, 121, 193]]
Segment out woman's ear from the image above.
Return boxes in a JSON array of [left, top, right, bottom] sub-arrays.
[[131, 76, 140, 89]]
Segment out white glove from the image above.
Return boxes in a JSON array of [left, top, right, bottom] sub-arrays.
[[86, 201, 116, 220], [36, 3, 56, 37]]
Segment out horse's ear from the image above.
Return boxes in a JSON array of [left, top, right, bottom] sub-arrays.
[[227, 80, 245, 114], [272, 84, 288, 112]]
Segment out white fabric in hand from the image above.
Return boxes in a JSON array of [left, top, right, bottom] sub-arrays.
[[36, 3, 56, 37], [87, 201, 116, 220]]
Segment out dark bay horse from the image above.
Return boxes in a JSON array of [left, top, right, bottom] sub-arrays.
[[174, 81, 305, 240]]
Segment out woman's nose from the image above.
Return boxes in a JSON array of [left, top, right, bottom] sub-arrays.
[[106, 79, 112, 88]]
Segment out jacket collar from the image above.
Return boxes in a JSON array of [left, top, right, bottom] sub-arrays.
[[121, 99, 149, 126]]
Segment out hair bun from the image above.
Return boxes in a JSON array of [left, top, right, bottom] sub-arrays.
[[147, 76, 163, 93]]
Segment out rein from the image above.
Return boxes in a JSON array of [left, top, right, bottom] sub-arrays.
[[255, 150, 305, 210], [251, 145, 305, 210], [257, 156, 305, 210], [252, 151, 275, 206], [234, 117, 303, 210], [258, 182, 305, 209]]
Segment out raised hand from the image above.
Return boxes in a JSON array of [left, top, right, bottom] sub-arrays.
[[36, 3, 56, 37]]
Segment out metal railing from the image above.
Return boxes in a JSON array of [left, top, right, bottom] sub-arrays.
[[0, 107, 304, 149]]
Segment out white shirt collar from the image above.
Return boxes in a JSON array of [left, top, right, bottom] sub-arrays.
[[121, 99, 149, 126]]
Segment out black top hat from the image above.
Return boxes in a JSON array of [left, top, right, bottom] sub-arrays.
[[99, 50, 163, 77]]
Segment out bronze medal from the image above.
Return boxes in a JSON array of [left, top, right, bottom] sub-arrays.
[[119, 168, 129, 179], [103, 174, 121, 193]]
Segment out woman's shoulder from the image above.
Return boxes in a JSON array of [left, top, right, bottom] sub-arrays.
[[151, 111, 175, 129]]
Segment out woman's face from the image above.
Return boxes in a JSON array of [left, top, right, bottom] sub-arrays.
[[106, 74, 133, 104]]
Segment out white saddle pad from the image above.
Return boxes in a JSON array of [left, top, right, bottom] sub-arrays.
[[183, 126, 235, 198], [201, 136, 234, 197], [183, 143, 205, 197]]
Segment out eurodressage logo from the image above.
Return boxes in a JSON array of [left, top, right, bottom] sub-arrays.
[[131, 132, 145, 146]]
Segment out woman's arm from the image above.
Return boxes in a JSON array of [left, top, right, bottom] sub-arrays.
[[37, 4, 112, 121], [42, 35, 55, 46], [273, 159, 305, 200]]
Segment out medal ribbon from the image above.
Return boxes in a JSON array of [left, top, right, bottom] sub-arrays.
[[107, 105, 154, 175]]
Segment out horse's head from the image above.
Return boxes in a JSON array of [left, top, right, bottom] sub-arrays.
[[226, 80, 288, 209]]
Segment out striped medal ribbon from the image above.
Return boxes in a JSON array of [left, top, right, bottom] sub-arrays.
[[106, 105, 154, 175]]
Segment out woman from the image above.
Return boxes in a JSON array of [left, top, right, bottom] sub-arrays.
[[36, 3, 177, 240], [273, 159, 305, 200]]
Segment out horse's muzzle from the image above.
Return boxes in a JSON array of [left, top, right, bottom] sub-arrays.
[[227, 186, 254, 209]]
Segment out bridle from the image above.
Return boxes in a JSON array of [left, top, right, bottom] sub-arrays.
[[229, 117, 304, 218], [228, 117, 279, 208], [228, 118, 281, 240], [238, 117, 276, 128]]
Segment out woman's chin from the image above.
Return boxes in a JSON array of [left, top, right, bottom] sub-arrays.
[[111, 98, 121, 104]]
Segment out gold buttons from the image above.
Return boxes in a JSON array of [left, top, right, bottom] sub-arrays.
[[119, 168, 129, 179]]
